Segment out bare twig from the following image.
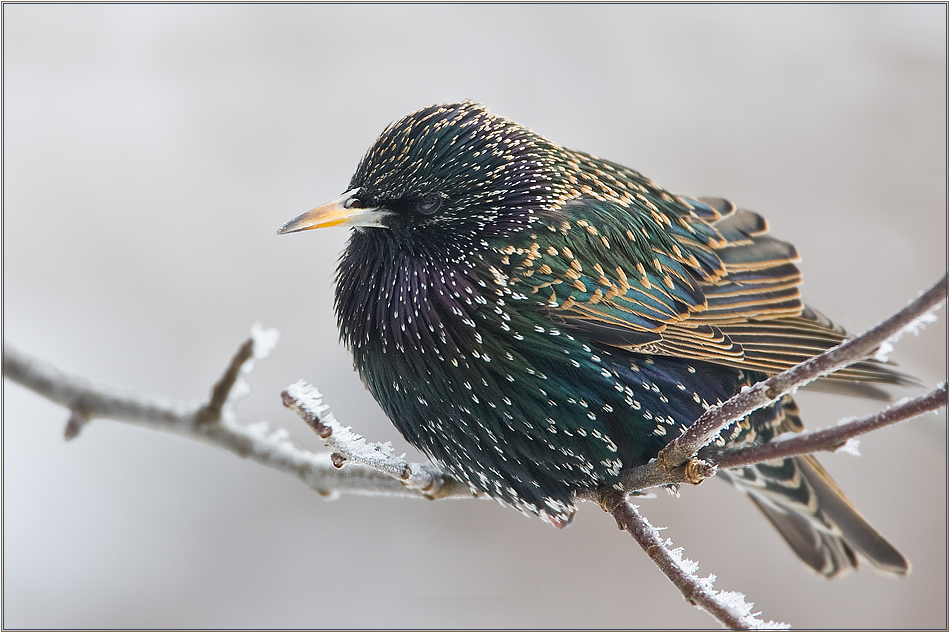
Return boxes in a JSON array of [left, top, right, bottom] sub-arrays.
[[7, 278, 943, 502], [2, 330, 440, 500], [664, 275, 946, 465], [714, 384, 948, 470], [617, 275, 947, 492], [5, 345, 193, 430], [196, 337, 255, 424], [4, 275, 946, 631], [63, 406, 89, 441], [604, 493, 789, 630]]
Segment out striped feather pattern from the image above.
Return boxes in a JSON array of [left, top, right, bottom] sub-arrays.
[[709, 397, 909, 577], [516, 191, 911, 392]]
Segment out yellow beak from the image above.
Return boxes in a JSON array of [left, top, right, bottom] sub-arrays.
[[277, 189, 391, 235]]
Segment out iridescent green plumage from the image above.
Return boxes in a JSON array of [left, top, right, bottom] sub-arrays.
[[283, 101, 910, 576]]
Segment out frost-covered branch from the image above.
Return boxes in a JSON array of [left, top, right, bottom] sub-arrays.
[[280, 380, 475, 500], [3, 327, 438, 500], [714, 384, 948, 470], [603, 493, 789, 630], [618, 274, 947, 492], [4, 275, 946, 631]]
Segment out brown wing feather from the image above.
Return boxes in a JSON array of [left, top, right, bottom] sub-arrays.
[[531, 194, 911, 394], [618, 199, 912, 392]]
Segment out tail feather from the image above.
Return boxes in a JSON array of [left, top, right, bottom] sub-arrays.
[[796, 455, 910, 575], [748, 492, 858, 577], [721, 455, 909, 578]]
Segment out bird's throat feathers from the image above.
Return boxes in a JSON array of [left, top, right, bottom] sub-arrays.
[[335, 227, 506, 370]]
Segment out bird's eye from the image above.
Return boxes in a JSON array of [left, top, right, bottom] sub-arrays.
[[415, 193, 443, 215], [343, 196, 362, 209]]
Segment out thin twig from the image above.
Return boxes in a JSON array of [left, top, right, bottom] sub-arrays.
[[2, 334, 443, 500], [604, 493, 789, 630], [617, 275, 947, 491], [4, 345, 192, 430], [714, 384, 948, 470], [3, 275, 946, 631], [280, 380, 475, 500], [63, 406, 89, 441], [196, 337, 255, 424], [663, 275, 946, 466]]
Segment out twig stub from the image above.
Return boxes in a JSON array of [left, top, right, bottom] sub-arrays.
[[196, 337, 256, 425], [63, 405, 89, 441], [683, 459, 715, 485]]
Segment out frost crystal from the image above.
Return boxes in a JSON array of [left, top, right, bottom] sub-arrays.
[[873, 341, 894, 363], [836, 437, 861, 456], [224, 324, 282, 408], [630, 504, 790, 629], [874, 307, 940, 361], [250, 323, 281, 361]]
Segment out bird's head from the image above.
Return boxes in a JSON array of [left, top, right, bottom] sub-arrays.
[[278, 102, 565, 247]]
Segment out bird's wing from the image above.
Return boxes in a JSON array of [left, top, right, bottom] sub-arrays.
[[509, 194, 907, 391]]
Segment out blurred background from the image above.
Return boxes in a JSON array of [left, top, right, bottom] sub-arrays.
[[4, 4, 946, 629]]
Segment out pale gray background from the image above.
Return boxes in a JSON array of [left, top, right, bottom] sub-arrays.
[[4, 4, 947, 629]]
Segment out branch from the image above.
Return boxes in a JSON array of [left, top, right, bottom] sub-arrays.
[[279, 380, 475, 500], [604, 494, 789, 630], [4, 275, 946, 631], [195, 336, 255, 425], [714, 384, 948, 470], [3, 326, 438, 500], [618, 274, 947, 492]]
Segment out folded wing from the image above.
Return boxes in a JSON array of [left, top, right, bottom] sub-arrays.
[[512, 192, 912, 396]]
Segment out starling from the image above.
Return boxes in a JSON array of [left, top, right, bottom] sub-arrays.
[[280, 101, 910, 577]]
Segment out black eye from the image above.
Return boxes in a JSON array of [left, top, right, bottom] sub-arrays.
[[415, 193, 443, 215]]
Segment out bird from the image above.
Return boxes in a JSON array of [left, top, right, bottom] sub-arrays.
[[279, 101, 910, 577]]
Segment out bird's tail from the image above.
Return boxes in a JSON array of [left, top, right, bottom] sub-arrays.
[[719, 453, 909, 577]]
